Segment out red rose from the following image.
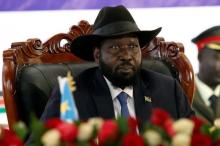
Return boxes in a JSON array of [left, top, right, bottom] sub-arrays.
[[150, 108, 174, 137], [150, 108, 171, 127], [90, 140, 99, 146], [128, 117, 138, 134], [56, 122, 78, 142], [191, 133, 212, 146], [164, 119, 175, 137], [45, 118, 63, 129], [98, 120, 119, 145], [0, 129, 23, 146], [122, 133, 145, 146], [190, 116, 206, 134]]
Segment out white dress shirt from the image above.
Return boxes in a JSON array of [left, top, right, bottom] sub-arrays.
[[103, 76, 136, 118], [195, 75, 220, 106]]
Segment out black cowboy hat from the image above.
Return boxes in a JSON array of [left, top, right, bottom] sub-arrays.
[[71, 5, 162, 61]]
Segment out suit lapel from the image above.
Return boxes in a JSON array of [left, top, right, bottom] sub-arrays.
[[192, 88, 214, 123], [91, 69, 115, 119], [215, 94, 220, 118], [91, 69, 154, 126], [133, 76, 153, 129]]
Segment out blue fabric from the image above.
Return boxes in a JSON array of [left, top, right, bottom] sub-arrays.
[[117, 92, 130, 118], [60, 80, 79, 122]]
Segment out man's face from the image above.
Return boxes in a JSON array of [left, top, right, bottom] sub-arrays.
[[198, 48, 220, 88], [95, 36, 142, 88]]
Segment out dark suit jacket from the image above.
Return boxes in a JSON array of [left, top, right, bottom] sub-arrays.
[[41, 67, 194, 129]]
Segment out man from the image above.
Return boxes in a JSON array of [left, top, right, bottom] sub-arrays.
[[191, 26, 220, 124], [41, 5, 193, 129]]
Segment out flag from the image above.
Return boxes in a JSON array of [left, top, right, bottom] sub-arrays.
[[0, 97, 5, 113], [0, 95, 8, 127], [58, 72, 79, 122]]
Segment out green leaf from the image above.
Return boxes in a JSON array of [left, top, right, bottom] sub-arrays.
[[76, 141, 90, 146], [29, 115, 46, 145], [200, 125, 212, 136], [116, 117, 128, 135], [13, 121, 28, 140], [25, 143, 43, 146], [211, 128, 220, 142]]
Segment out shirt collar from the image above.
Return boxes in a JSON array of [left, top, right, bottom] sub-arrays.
[[103, 76, 133, 100], [195, 75, 220, 105]]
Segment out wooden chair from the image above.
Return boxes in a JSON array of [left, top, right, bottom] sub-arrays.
[[2, 20, 195, 129]]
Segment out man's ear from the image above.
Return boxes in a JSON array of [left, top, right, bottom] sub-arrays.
[[198, 51, 204, 62], [93, 48, 100, 63], [198, 53, 201, 62]]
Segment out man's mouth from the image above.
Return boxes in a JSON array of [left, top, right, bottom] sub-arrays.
[[116, 64, 134, 73], [119, 64, 133, 68]]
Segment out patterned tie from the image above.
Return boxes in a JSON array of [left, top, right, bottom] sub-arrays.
[[209, 95, 218, 114], [117, 92, 130, 118]]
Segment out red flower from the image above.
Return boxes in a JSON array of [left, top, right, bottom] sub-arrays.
[[0, 129, 23, 146], [122, 133, 145, 146], [150, 108, 171, 127], [56, 122, 78, 142], [45, 118, 63, 129], [190, 116, 206, 134], [191, 133, 212, 146], [150, 108, 174, 137], [164, 119, 175, 137], [90, 140, 99, 146], [98, 120, 119, 145], [128, 117, 138, 134]]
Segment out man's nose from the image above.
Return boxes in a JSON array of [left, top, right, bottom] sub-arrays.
[[120, 48, 132, 61]]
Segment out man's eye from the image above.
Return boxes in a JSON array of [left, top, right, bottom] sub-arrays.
[[128, 44, 139, 49], [110, 45, 120, 50], [128, 44, 135, 48]]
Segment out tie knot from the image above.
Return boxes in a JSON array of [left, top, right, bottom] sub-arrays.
[[209, 95, 218, 103], [117, 92, 128, 106]]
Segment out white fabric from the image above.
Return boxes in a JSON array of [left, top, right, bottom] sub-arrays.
[[104, 76, 136, 118]]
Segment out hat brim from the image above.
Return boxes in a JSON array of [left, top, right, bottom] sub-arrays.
[[71, 27, 162, 61]]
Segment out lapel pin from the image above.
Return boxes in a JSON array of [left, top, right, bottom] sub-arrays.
[[144, 96, 152, 102]]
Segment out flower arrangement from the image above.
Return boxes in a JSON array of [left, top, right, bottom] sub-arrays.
[[1, 108, 220, 146]]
